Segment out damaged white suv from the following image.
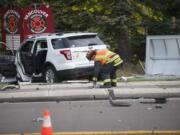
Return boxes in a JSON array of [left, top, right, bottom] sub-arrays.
[[15, 32, 107, 83]]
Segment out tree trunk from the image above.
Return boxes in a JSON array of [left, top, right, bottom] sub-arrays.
[[115, 27, 131, 62]]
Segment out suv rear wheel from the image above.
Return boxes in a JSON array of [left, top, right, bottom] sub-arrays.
[[44, 66, 58, 83]]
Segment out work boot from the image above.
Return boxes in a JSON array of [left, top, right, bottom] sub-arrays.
[[100, 82, 111, 88]]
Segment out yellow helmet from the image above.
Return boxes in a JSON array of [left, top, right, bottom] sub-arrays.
[[86, 50, 96, 61]]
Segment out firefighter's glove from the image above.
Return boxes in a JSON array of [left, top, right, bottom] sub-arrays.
[[92, 77, 97, 82], [91, 77, 99, 88]]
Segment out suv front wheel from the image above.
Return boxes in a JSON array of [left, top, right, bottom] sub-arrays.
[[44, 66, 58, 83]]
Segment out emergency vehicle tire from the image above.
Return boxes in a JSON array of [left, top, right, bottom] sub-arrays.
[[44, 66, 59, 83]]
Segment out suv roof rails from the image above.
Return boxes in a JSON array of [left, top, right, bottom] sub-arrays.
[[55, 31, 89, 36], [28, 33, 54, 39], [27, 31, 94, 39]]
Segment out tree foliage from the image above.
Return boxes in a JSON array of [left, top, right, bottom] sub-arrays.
[[1, 0, 180, 62]]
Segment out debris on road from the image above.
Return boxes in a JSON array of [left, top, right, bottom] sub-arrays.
[[108, 88, 131, 107]]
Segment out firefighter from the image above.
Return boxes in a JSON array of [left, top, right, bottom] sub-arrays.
[[86, 49, 123, 88]]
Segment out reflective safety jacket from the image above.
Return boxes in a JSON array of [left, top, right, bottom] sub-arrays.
[[95, 49, 123, 66], [92, 49, 123, 81]]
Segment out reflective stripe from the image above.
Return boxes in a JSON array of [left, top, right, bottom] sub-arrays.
[[111, 79, 117, 83], [43, 116, 52, 127], [107, 54, 120, 63], [103, 79, 111, 83], [114, 59, 123, 66], [107, 53, 123, 66], [114, 58, 120, 63], [93, 77, 97, 81]]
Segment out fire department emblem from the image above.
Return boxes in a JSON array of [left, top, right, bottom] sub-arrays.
[[28, 14, 48, 33], [4, 10, 20, 34]]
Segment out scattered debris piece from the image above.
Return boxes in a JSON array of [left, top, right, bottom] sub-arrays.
[[107, 88, 131, 107]]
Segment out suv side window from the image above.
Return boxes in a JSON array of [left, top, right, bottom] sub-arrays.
[[21, 40, 34, 53], [33, 40, 47, 53], [51, 38, 65, 49]]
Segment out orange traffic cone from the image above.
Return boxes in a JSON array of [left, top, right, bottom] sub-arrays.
[[41, 109, 53, 135]]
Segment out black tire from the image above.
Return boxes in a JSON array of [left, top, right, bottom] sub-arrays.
[[43, 66, 59, 83]]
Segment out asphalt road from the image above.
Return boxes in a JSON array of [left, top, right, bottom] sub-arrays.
[[0, 98, 180, 134]]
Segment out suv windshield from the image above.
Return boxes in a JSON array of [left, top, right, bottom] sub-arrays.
[[67, 35, 104, 47]]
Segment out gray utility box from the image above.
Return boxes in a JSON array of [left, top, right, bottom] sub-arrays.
[[145, 35, 180, 76]]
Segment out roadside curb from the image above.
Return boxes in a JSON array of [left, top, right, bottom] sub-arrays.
[[0, 87, 180, 103], [16, 80, 180, 91], [0, 81, 180, 103]]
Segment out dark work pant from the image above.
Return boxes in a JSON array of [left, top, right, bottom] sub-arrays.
[[100, 63, 118, 86]]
